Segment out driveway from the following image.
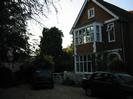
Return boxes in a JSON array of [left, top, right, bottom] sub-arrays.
[[0, 84, 98, 99]]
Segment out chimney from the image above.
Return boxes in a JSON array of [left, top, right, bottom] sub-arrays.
[[129, 10, 133, 14]]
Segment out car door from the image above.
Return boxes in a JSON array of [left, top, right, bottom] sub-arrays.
[[98, 73, 122, 97], [90, 73, 117, 96], [90, 73, 107, 95], [99, 73, 117, 96]]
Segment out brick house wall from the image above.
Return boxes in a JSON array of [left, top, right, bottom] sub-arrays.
[[71, 0, 133, 74]]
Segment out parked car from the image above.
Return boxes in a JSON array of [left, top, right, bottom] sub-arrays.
[[31, 68, 54, 89], [81, 71, 133, 99]]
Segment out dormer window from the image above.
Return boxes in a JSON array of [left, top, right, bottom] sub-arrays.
[[88, 8, 95, 19]]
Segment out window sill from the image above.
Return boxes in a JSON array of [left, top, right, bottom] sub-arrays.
[[108, 40, 116, 43], [88, 16, 95, 19]]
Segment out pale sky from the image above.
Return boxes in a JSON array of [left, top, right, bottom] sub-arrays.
[[27, 0, 133, 49]]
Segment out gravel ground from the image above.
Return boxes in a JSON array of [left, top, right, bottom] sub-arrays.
[[0, 84, 98, 99]]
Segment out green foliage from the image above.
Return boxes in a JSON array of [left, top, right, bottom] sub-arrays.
[[40, 27, 64, 72], [40, 27, 63, 58], [0, 0, 30, 62], [62, 44, 74, 71], [0, 0, 60, 62]]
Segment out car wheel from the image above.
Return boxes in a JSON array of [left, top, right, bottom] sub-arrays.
[[126, 95, 133, 99], [85, 88, 92, 96]]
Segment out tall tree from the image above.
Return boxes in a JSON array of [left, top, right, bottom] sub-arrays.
[[40, 27, 63, 72], [40, 27, 63, 58], [0, 0, 60, 62], [0, 0, 30, 62]]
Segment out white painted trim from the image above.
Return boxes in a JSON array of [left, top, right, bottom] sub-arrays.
[[73, 30, 77, 55], [99, 24, 102, 42], [107, 23, 116, 42], [93, 22, 97, 53], [70, 0, 88, 34], [107, 52, 122, 61], [104, 18, 118, 24], [74, 55, 77, 73], [105, 48, 122, 52], [70, 0, 119, 34], [93, 0, 119, 20], [75, 55, 93, 73], [88, 7, 95, 19], [73, 22, 103, 46]]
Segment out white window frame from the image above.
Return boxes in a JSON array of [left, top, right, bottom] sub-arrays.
[[107, 23, 115, 42], [86, 25, 94, 43], [75, 55, 92, 73], [74, 23, 102, 45], [88, 8, 95, 19]]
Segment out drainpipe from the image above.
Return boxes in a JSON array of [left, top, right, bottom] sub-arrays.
[[120, 20, 126, 64], [93, 24, 97, 71], [73, 31, 77, 73]]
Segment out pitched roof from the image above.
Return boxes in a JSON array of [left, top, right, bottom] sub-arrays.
[[96, 0, 130, 21], [70, 0, 132, 34]]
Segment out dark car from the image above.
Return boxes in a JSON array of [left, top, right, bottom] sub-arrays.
[[31, 68, 54, 89], [81, 71, 133, 99]]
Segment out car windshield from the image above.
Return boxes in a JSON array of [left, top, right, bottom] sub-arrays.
[[115, 73, 133, 83], [34, 69, 51, 78]]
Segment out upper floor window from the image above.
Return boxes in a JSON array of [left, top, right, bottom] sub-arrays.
[[96, 25, 101, 42], [88, 8, 95, 19], [107, 23, 115, 42], [86, 26, 94, 42], [74, 23, 102, 45]]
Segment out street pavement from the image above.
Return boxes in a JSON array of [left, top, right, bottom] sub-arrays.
[[0, 84, 98, 99]]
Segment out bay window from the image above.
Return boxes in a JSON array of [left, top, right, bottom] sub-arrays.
[[74, 23, 102, 45]]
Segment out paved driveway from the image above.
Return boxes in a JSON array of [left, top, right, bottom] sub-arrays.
[[0, 84, 98, 99]]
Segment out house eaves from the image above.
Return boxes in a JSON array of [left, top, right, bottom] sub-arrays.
[[70, 0, 119, 34], [70, 0, 88, 34]]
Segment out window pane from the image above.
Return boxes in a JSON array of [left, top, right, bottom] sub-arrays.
[[87, 62, 91, 72], [84, 56, 87, 61], [90, 26, 94, 32], [109, 29, 115, 41], [88, 8, 94, 18], [75, 38, 78, 45], [76, 56, 79, 61], [96, 25, 99, 33], [88, 55, 91, 60], [79, 37, 83, 44], [75, 31, 78, 37], [80, 56, 83, 61], [86, 36, 91, 42], [80, 63, 84, 72], [76, 63, 80, 72], [86, 27, 90, 35], [84, 62, 87, 72], [82, 29, 85, 35], [90, 33, 94, 41], [79, 30, 82, 35], [96, 33, 100, 41]]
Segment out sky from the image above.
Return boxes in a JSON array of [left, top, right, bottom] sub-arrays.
[[27, 0, 133, 49]]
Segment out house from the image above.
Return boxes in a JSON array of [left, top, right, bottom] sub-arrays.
[[70, 0, 133, 74]]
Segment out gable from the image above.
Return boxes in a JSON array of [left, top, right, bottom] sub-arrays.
[[75, 0, 114, 28]]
